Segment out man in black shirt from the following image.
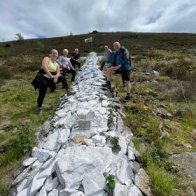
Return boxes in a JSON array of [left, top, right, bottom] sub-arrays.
[[70, 48, 81, 70]]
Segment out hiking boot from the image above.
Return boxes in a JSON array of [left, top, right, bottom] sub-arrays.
[[37, 107, 42, 115], [125, 94, 131, 100], [102, 81, 111, 89]]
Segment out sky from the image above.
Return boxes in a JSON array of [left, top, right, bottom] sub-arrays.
[[0, 0, 196, 41]]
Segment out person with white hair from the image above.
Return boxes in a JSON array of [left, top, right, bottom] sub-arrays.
[[57, 49, 76, 82], [31, 49, 68, 114], [100, 45, 112, 71], [104, 42, 132, 100]]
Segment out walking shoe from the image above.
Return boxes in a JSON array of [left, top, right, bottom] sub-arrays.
[[37, 107, 42, 115], [101, 81, 111, 89], [125, 94, 131, 100]]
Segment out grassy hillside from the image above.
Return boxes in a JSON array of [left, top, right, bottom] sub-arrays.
[[0, 32, 196, 195]]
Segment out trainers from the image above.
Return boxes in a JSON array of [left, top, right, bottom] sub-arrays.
[[37, 107, 42, 115]]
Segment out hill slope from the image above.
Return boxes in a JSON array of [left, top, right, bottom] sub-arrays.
[[0, 32, 196, 195]]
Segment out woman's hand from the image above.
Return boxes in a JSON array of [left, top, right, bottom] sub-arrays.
[[53, 75, 58, 83]]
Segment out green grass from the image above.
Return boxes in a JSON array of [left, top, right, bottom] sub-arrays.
[[146, 158, 174, 196], [110, 46, 196, 195], [0, 70, 67, 194]]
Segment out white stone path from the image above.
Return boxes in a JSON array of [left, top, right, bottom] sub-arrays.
[[11, 53, 151, 196]]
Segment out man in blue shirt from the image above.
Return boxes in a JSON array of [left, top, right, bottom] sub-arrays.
[[104, 42, 132, 100]]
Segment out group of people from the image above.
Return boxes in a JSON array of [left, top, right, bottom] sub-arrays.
[[32, 41, 132, 114], [101, 42, 132, 100], [31, 48, 81, 114]]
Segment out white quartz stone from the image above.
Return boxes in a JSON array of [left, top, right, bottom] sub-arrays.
[[16, 188, 28, 196], [119, 135, 128, 154], [57, 128, 70, 144], [113, 182, 128, 196], [12, 166, 31, 186], [29, 172, 46, 196], [128, 146, 135, 161], [116, 156, 134, 186], [55, 146, 113, 189], [82, 169, 105, 196], [128, 184, 143, 196], [37, 186, 47, 196], [44, 175, 53, 192], [38, 158, 57, 179], [102, 100, 109, 107], [41, 131, 59, 151], [70, 191, 85, 196], [92, 135, 106, 146], [22, 157, 37, 167], [32, 147, 51, 162], [48, 189, 58, 196]]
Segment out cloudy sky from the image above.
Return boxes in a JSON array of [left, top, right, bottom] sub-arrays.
[[0, 0, 196, 41]]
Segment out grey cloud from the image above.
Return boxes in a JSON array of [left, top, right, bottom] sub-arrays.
[[0, 0, 195, 41]]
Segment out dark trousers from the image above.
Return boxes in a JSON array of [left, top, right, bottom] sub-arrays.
[[100, 61, 106, 71], [37, 76, 68, 108], [70, 60, 81, 70], [62, 68, 76, 81]]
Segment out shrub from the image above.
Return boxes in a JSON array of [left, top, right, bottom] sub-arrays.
[[110, 137, 121, 153]]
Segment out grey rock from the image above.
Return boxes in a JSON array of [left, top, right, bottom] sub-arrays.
[[153, 70, 160, 76], [77, 120, 91, 130], [135, 168, 152, 196], [169, 152, 196, 180], [131, 161, 141, 174]]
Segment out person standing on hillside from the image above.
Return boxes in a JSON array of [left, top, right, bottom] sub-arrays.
[[57, 49, 76, 82], [100, 45, 112, 71], [31, 49, 68, 114], [104, 42, 132, 100], [70, 48, 81, 70]]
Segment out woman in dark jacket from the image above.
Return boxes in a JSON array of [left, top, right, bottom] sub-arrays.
[[32, 49, 68, 114]]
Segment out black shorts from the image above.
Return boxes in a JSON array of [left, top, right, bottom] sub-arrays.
[[114, 70, 131, 81]]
